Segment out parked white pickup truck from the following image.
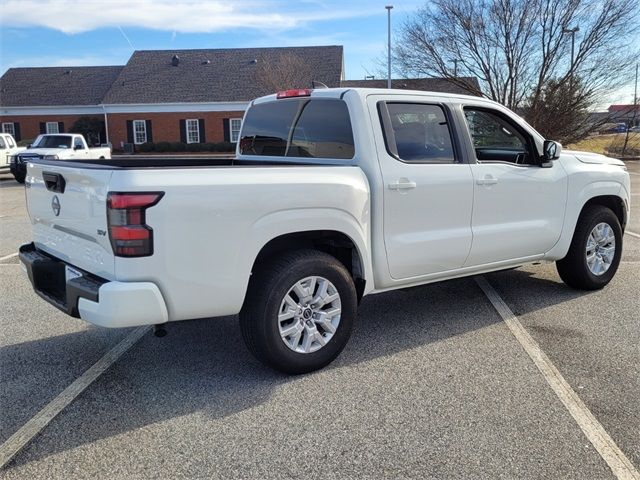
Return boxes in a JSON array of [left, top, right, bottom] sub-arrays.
[[19, 88, 630, 373], [10, 133, 111, 183], [0, 133, 26, 173]]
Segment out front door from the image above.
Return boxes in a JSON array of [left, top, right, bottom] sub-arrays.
[[374, 100, 475, 279], [461, 107, 568, 266]]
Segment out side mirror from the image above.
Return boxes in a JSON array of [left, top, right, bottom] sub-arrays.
[[27, 144, 32, 148], [543, 140, 562, 161]]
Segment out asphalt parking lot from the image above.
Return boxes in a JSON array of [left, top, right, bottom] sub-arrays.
[[0, 163, 638, 479]]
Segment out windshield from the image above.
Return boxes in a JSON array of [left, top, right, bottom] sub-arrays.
[[32, 135, 72, 149]]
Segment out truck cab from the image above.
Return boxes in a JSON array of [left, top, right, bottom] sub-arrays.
[[10, 133, 111, 182]]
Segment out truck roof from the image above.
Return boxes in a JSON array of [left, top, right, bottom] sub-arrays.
[[252, 87, 496, 107]]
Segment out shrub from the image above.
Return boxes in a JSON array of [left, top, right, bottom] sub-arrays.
[[214, 141, 235, 152], [128, 141, 235, 153], [186, 142, 203, 152], [138, 142, 154, 152], [154, 141, 172, 152], [18, 139, 35, 147]]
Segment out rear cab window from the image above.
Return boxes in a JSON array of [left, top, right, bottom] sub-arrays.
[[239, 98, 355, 160]]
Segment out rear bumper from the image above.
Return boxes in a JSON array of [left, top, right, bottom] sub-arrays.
[[19, 243, 168, 328]]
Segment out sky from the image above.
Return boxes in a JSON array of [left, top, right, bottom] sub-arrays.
[[0, 0, 636, 106], [0, 0, 422, 81]]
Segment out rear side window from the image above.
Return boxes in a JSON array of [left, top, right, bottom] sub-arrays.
[[382, 103, 456, 163], [239, 99, 355, 159]]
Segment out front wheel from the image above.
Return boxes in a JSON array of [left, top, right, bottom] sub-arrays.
[[556, 205, 622, 290], [240, 250, 357, 374]]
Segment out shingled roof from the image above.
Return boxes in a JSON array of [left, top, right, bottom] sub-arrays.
[[0, 66, 123, 106], [341, 77, 482, 96], [102, 46, 344, 104]]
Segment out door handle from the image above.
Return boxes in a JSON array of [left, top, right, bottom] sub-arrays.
[[388, 180, 417, 190], [476, 175, 498, 186]]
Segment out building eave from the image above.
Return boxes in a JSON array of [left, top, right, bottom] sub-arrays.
[[1, 101, 250, 116]]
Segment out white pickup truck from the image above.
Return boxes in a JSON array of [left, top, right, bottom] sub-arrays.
[[10, 133, 111, 183], [0, 133, 26, 173], [19, 88, 630, 373]]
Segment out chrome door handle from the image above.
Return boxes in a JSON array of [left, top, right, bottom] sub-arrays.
[[476, 175, 498, 186], [388, 180, 417, 190]]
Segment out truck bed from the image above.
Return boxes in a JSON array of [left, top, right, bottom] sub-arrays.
[[28, 155, 345, 170]]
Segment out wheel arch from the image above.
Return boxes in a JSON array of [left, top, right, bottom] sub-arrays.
[[581, 195, 627, 231], [546, 181, 628, 261], [250, 229, 369, 303]]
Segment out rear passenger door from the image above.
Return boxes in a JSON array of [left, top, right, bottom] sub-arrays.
[[373, 99, 475, 279]]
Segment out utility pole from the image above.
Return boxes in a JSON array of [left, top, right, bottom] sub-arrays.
[[621, 63, 638, 155], [386, 5, 393, 89], [451, 59, 458, 78], [634, 63, 638, 108], [563, 26, 580, 82]]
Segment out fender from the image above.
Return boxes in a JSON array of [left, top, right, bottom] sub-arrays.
[[244, 207, 374, 291], [545, 180, 626, 260]]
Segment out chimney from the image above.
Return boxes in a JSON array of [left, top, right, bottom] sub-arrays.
[[172, 54, 180, 66]]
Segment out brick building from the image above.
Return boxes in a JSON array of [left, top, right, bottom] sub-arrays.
[[0, 45, 480, 151], [0, 46, 344, 150]]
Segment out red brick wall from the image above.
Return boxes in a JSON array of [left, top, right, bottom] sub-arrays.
[[0, 114, 101, 142], [106, 111, 243, 148], [0, 110, 244, 148]]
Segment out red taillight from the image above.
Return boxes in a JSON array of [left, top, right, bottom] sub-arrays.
[[276, 88, 313, 99], [107, 192, 163, 257]]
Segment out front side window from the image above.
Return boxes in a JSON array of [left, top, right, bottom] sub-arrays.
[[0, 137, 5, 149], [230, 118, 242, 143], [382, 103, 456, 163], [240, 99, 354, 159], [2, 123, 15, 136], [464, 108, 533, 164], [74, 137, 84, 149], [133, 120, 147, 144], [46, 122, 59, 134], [186, 119, 200, 143]]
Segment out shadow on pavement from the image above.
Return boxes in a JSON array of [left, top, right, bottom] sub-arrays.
[[4, 273, 593, 467]]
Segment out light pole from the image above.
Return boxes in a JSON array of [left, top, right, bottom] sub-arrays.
[[451, 59, 458, 78], [563, 26, 579, 77], [386, 5, 393, 89]]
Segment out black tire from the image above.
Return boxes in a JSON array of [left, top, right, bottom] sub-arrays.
[[556, 205, 622, 290], [240, 249, 357, 374]]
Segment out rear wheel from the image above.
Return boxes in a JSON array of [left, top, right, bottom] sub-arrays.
[[556, 205, 622, 290], [240, 249, 357, 374]]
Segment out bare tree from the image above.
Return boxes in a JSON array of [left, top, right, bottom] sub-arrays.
[[393, 0, 640, 142], [254, 53, 314, 92]]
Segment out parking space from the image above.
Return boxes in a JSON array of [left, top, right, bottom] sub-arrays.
[[0, 166, 638, 478]]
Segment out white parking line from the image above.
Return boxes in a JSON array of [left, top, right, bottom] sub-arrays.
[[475, 276, 640, 480], [0, 252, 18, 262], [0, 326, 150, 469], [626, 231, 640, 239]]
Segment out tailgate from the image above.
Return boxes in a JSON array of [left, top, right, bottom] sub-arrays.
[[25, 162, 115, 279]]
